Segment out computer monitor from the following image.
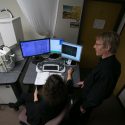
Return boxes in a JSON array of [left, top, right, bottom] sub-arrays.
[[50, 38, 63, 54], [61, 42, 83, 63], [20, 38, 50, 57], [49, 38, 63, 59]]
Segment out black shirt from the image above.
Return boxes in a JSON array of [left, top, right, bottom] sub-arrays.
[[81, 55, 121, 109]]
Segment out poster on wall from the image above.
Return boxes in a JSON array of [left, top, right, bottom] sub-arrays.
[[63, 5, 82, 28], [63, 5, 82, 20], [54, 0, 84, 43]]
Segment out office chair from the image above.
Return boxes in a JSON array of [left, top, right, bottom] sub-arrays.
[[18, 106, 30, 125]]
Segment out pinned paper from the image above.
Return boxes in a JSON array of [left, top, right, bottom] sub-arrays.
[[93, 19, 105, 29]]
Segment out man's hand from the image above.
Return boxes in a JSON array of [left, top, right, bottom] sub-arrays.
[[73, 81, 84, 88], [67, 67, 74, 80], [80, 105, 86, 114]]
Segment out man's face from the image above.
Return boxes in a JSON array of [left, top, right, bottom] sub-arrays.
[[93, 38, 108, 57]]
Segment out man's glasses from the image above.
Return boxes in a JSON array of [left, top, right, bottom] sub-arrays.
[[94, 43, 103, 46]]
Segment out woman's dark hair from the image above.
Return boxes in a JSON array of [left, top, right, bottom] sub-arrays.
[[42, 74, 68, 106]]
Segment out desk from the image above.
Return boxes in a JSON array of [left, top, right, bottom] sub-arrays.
[[0, 59, 27, 104], [23, 59, 80, 85]]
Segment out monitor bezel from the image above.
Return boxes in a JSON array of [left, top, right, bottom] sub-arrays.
[[61, 42, 83, 62], [19, 38, 50, 58]]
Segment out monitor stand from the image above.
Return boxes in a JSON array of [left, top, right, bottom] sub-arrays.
[[41, 53, 50, 59], [32, 56, 44, 64], [49, 53, 61, 60]]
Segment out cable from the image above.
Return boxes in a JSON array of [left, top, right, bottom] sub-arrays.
[[0, 8, 14, 18]]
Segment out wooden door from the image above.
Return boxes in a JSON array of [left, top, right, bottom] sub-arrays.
[[79, 0, 123, 68]]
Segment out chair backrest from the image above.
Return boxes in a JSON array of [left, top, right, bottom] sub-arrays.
[[18, 103, 71, 125], [18, 106, 30, 125], [45, 104, 71, 125]]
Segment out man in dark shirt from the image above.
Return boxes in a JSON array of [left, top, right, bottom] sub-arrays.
[[69, 31, 121, 124]]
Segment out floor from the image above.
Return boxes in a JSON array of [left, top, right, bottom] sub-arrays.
[[86, 95, 125, 125], [0, 105, 20, 125]]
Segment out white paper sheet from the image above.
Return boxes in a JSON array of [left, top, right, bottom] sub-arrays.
[[35, 72, 49, 85], [35, 72, 63, 85]]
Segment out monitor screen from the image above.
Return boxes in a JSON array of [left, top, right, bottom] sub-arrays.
[[50, 38, 63, 53], [61, 42, 83, 62], [20, 38, 50, 57]]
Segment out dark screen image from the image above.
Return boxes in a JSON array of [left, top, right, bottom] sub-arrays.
[[44, 66, 58, 70], [62, 44, 77, 57]]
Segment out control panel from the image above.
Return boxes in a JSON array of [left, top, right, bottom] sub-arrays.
[[36, 60, 65, 73], [43, 64, 59, 72]]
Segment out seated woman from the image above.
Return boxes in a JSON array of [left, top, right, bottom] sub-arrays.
[[9, 68, 74, 125]]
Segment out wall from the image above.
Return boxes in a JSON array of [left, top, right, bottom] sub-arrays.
[[54, 0, 84, 43], [0, 0, 36, 40], [0, 0, 84, 43]]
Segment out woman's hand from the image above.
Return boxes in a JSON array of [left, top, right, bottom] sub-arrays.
[[34, 87, 38, 102]]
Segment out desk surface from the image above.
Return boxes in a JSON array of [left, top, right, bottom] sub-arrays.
[[0, 59, 26, 84], [23, 60, 80, 85]]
